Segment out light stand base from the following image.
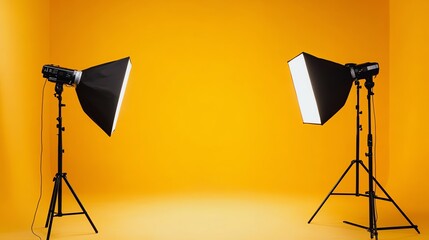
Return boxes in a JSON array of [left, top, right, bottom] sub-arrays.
[[45, 173, 98, 240], [308, 159, 419, 239]]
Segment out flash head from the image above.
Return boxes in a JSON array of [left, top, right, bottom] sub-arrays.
[[348, 62, 379, 80], [42, 65, 82, 86]]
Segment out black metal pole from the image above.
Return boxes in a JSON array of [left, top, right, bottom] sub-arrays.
[[355, 80, 362, 196], [45, 83, 66, 240], [364, 77, 377, 239], [55, 83, 65, 216]]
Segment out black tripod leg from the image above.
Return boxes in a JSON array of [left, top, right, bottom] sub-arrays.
[[308, 160, 356, 223], [46, 176, 60, 240], [375, 183, 419, 233], [359, 162, 420, 234], [62, 176, 98, 233], [45, 175, 60, 228], [369, 190, 378, 239]]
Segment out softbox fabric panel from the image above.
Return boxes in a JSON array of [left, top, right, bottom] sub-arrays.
[[76, 57, 131, 136], [302, 53, 353, 125]]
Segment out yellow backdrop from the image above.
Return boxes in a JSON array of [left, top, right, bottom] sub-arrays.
[[389, 0, 429, 213], [0, 0, 51, 231], [48, 0, 389, 197], [2, 0, 428, 234]]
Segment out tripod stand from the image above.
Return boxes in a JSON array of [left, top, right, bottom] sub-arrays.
[[308, 78, 419, 239], [45, 83, 98, 240]]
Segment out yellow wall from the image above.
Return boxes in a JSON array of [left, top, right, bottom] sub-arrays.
[[389, 0, 429, 213], [13, 0, 429, 234], [0, 0, 51, 231], [49, 0, 389, 197]]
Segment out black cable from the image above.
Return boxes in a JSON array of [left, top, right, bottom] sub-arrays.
[[31, 79, 47, 240]]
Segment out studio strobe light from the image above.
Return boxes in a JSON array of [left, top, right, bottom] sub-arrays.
[[42, 57, 132, 136], [288, 52, 418, 240], [41, 57, 132, 240]]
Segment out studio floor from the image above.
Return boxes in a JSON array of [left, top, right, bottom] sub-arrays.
[[3, 193, 427, 240]]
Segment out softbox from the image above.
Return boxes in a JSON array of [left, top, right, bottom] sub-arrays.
[[76, 57, 132, 136], [288, 52, 353, 125]]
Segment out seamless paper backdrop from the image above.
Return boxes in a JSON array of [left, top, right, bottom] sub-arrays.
[[48, 0, 389, 196], [2, 0, 428, 234]]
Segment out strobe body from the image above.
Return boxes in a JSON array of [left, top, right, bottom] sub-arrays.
[[42, 65, 82, 86]]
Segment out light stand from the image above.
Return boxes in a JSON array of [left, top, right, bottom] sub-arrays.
[[307, 77, 420, 239], [307, 80, 364, 222], [288, 52, 420, 239], [41, 57, 131, 239], [45, 83, 98, 240]]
